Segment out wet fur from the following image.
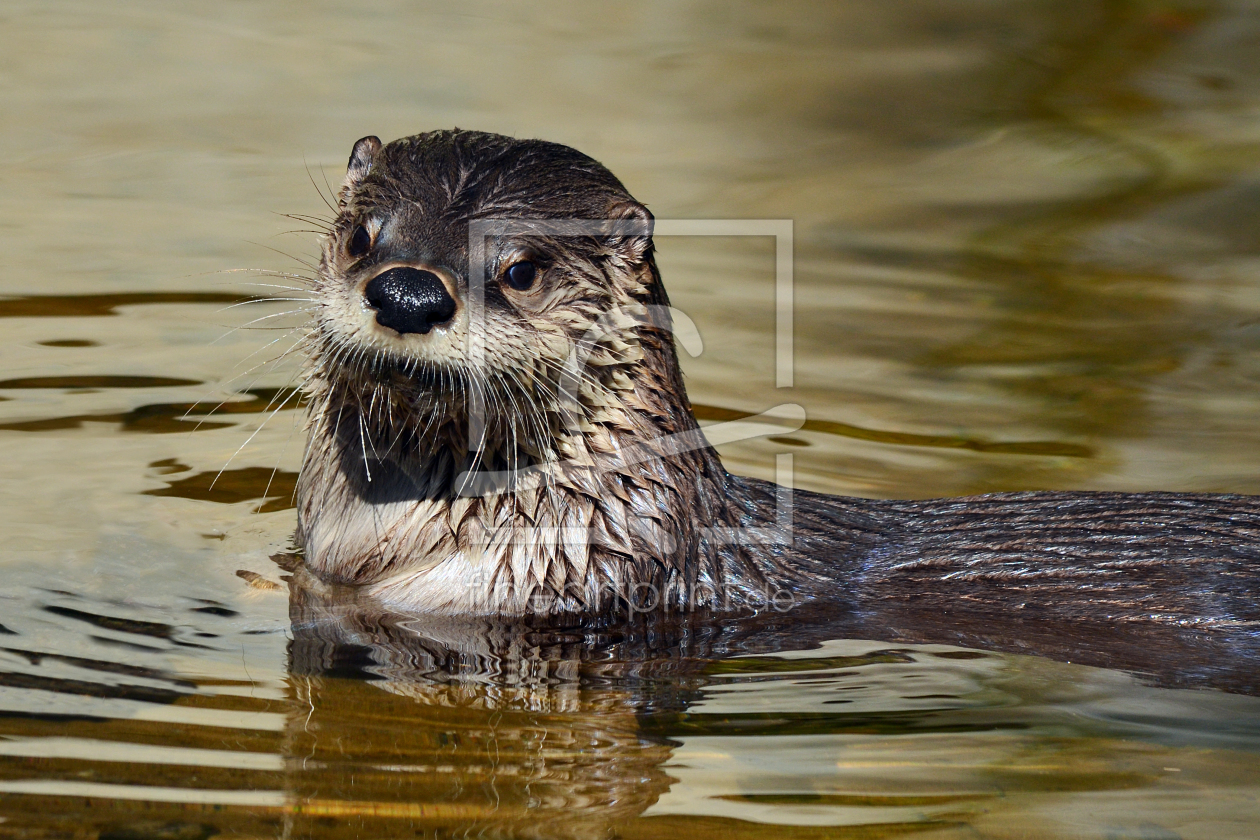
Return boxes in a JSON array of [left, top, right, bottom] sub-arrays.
[[296, 129, 1260, 632]]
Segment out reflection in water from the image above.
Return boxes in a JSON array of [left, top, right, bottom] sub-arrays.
[[0, 575, 1258, 838], [0, 292, 256, 319], [0, 387, 299, 434], [143, 464, 298, 512], [277, 572, 1260, 838], [288, 594, 677, 837], [0, 376, 202, 389], [693, 403, 1095, 458]]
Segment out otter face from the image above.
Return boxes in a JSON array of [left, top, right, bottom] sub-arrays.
[[310, 130, 656, 417], [297, 132, 737, 612]]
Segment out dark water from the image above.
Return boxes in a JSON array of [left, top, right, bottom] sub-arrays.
[[3, 1, 1260, 837]]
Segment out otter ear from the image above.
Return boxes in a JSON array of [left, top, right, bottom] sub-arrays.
[[605, 201, 654, 262], [338, 135, 381, 207]]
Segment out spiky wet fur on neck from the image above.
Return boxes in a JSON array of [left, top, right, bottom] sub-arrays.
[[295, 130, 776, 616]]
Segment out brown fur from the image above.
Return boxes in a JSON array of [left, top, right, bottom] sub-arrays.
[[296, 130, 1259, 633], [297, 130, 770, 615]]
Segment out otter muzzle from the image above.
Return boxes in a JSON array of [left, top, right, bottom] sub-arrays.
[[364, 266, 457, 335]]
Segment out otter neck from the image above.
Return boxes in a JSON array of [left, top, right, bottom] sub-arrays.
[[296, 318, 770, 615]]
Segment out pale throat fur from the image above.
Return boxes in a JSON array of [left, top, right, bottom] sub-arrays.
[[294, 130, 780, 616]]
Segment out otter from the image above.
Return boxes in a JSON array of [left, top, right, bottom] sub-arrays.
[[294, 129, 1260, 635]]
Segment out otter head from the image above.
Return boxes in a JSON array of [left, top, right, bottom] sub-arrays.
[[316, 132, 660, 408], [297, 130, 761, 616]]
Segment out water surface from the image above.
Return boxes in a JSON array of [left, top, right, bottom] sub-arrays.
[[3, 1, 1260, 837]]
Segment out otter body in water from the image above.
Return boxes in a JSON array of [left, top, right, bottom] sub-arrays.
[[295, 130, 1260, 630]]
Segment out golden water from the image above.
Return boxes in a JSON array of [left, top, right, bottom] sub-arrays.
[[2, 1, 1259, 837]]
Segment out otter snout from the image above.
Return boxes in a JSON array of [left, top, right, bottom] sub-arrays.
[[364, 266, 457, 335]]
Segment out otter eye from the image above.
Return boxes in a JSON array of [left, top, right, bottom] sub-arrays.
[[504, 261, 537, 291], [347, 225, 371, 257]]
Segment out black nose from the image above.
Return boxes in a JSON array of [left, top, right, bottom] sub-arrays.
[[363, 267, 457, 335]]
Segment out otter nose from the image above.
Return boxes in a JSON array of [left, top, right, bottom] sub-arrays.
[[364, 267, 457, 335]]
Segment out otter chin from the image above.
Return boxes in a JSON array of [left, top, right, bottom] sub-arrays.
[[295, 130, 1260, 626]]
